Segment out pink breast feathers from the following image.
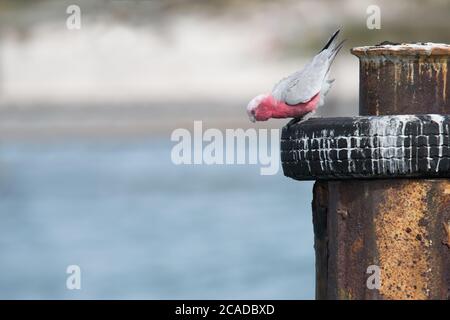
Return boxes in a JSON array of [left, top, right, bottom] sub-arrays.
[[252, 92, 320, 121], [269, 93, 320, 119]]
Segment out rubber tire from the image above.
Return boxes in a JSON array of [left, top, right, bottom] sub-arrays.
[[281, 115, 450, 180]]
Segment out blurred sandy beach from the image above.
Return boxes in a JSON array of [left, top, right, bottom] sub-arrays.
[[1, 0, 450, 138]]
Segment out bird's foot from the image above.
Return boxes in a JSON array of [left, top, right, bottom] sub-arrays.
[[286, 117, 305, 130]]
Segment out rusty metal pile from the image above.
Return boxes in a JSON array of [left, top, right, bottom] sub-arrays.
[[281, 43, 450, 299]]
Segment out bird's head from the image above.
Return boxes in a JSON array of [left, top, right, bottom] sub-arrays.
[[246, 93, 271, 122]]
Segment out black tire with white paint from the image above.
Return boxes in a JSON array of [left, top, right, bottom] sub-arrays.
[[281, 114, 450, 180]]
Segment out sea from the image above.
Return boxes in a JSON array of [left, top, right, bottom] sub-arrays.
[[0, 139, 315, 299]]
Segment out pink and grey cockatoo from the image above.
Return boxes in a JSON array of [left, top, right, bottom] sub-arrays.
[[247, 29, 344, 125]]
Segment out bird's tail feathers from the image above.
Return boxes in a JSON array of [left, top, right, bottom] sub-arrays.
[[320, 28, 341, 52], [331, 39, 346, 54], [325, 39, 345, 74]]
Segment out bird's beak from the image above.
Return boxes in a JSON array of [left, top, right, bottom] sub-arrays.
[[247, 109, 256, 123]]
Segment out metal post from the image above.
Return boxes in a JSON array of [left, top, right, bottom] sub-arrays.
[[354, 44, 450, 115], [281, 43, 450, 299]]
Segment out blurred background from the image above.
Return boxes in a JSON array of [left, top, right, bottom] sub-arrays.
[[0, 0, 449, 299]]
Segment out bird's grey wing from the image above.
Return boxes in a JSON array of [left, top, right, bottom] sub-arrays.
[[281, 52, 330, 105], [273, 29, 344, 106]]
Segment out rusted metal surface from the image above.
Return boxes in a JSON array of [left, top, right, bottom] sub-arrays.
[[312, 181, 328, 299], [351, 44, 450, 115], [307, 43, 450, 300], [313, 179, 450, 299]]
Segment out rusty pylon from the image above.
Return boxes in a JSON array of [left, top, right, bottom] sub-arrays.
[[281, 43, 450, 300]]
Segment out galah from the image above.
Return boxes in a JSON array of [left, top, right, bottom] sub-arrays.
[[247, 29, 344, 125]]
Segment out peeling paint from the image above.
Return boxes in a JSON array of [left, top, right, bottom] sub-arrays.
[[407, 61, 415, 85], [442, 59, 447, 101]]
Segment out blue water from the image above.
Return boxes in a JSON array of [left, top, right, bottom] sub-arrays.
[[0, 140, 315, 299]]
